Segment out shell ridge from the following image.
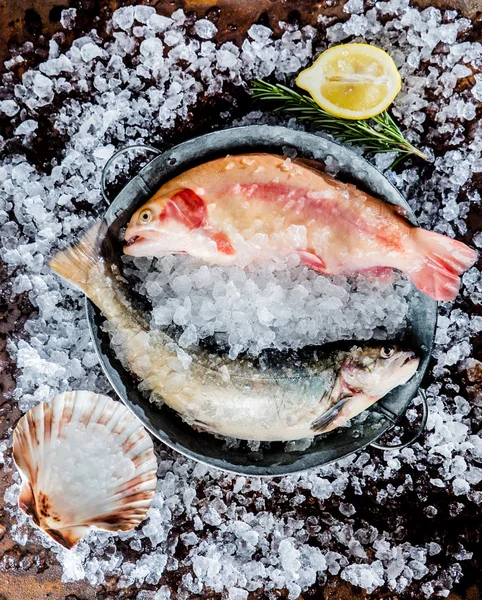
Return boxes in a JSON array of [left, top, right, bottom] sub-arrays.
[[96, 472, 157, 503], [13, 390, 157, 548], [90, 393, 114, 427], [41, 402, 54, 499], [129, 451, 158, 472], [121, 431, 152, 457], [105, 404, 137, 438]]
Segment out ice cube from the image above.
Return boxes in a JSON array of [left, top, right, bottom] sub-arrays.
[[112, 6, 135, 30], [15, 120, 38, 136], [452, 478, 470, 495], [193, 19, 217, 40], [0, 100, 19, 116], [60, 8, 77, 29], [80, 43, 104, 62]]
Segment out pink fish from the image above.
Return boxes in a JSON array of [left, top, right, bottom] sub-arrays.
[[124, 154, 477, 301]]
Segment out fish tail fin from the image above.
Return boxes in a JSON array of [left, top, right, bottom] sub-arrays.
[[409, 229, 477, 301], [49, 222, 105, 297]]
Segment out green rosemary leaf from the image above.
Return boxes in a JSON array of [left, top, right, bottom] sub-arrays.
[[250, 80, 428, 167]]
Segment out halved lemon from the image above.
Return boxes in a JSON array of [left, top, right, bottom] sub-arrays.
[[296, 43, 402, 120]]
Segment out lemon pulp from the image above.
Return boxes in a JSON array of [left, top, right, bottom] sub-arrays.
[[296, 43, 402, 120]]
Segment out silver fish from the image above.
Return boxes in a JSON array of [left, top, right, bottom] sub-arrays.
[[50, 224, 420, 441]]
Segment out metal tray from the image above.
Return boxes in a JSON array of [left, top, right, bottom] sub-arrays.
[[87, 125, 437, 476]]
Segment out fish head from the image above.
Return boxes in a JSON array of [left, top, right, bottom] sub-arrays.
[[341, 343, 420, 399], [312, 343, 419, 434], [124, 188, 207, 257]]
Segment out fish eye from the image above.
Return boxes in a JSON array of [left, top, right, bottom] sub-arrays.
[[139, 209, 152, 224], [381, 346, 395, 358]]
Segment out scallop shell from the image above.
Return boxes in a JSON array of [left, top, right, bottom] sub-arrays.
[[13, 391, 157, 549]]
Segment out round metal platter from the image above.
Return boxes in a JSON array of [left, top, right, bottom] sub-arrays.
[[86, 125, 438, 476]]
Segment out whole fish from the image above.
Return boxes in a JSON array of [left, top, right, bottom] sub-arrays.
[[124, 153, 476, 301], [50, 225, 420, 441]]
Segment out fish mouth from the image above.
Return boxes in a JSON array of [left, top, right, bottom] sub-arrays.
[[123, 235, 156, 256], [124, 227, 161, 250], [397, 352, 420, 383], [125, 235, 144, 247], [402, 351, 418, 367], [123, 231, 170, 257]]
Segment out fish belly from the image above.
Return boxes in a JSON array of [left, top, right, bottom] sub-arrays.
[[206, 181, 403, 275], [148, 363, 335, 441]]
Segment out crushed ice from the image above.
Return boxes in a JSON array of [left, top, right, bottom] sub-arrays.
[[124, 254, 410, 358], [1, 1, 481, 598], [49, 422, 136, 514]]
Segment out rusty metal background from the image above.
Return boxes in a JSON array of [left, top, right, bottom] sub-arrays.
[[1, 0, 481, 74]]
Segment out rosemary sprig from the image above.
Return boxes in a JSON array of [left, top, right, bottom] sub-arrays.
[[251, 80, 428, 166]]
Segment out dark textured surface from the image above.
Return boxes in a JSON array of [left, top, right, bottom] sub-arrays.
[[0, 1, 481, 600], [1, 0, 482, 77]]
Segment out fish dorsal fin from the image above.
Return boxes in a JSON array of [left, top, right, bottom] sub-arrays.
[[163, 188, 206, 229], [310, 396, 351, 433], [390, 203, 410, 220], [293, 157, 327, 174]]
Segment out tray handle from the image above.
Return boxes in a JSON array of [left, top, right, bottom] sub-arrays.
[[369, 389, 428, 451], [101, 144, 161, 204]]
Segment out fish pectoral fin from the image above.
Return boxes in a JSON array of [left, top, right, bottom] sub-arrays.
[[298, 249, 328, 273], [191, 419, 217, 434], [293, 157, 327, 174], [390, 203, 410, 221], [205, 228, 236, 256], [310, 396, 351, 433]]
